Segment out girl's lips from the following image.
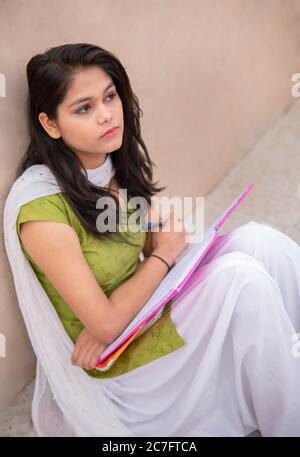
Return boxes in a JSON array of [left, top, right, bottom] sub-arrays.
[[101, 127, 119, 138]]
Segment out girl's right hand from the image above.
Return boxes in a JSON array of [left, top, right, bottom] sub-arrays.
[[150, 209, 187, 266]]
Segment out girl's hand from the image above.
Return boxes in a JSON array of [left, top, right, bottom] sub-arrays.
[[151, 210, 187, 266], [71, 328, 108, 371]]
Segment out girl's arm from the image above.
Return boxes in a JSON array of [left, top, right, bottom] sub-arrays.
[[20, 218, 176, 346]]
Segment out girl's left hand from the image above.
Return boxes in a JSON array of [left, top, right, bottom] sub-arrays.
[[71, 328, 108, 371]]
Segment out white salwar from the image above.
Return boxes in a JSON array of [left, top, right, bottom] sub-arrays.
[[4, 164, 300, 436], [100, 221, 300, 437]]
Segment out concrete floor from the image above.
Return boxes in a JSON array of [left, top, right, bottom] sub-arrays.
[[1, 98, 300, 437]]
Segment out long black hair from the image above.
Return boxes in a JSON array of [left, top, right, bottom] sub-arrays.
[[15, 42, 167, 246]]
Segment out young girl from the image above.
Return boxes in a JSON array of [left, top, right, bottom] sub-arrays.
[[4, 43, 300, 437]]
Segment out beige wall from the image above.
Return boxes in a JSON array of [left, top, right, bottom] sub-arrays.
[[1, 0, 300, 412]]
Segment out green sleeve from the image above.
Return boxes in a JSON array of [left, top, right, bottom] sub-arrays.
[[16, 194, 70, 239]]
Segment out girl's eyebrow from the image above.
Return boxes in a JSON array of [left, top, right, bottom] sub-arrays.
[[67, 81, 115, 108]]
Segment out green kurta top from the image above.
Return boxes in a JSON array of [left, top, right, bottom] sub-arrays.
[[16, 192, 186, 378]]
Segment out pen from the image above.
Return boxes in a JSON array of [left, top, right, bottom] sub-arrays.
[[141, 219, 168, 231]]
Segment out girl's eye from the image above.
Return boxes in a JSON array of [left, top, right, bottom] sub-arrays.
[[76, 104, 91, 114], [107, 92, 117, 102], [76, 92, 117, 114]]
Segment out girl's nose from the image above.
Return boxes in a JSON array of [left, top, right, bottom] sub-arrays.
[[96, 107, 113, 124]]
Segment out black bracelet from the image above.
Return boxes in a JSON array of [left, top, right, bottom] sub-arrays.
[[149, 254, 172, 273]]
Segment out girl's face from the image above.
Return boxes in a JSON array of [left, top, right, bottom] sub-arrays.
[[38, 66, 124, 169]]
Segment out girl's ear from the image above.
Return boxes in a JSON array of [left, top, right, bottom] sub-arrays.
[[38, 112, 61, 139]]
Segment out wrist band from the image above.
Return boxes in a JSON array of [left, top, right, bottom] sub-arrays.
[[149, 254, 172, 273]]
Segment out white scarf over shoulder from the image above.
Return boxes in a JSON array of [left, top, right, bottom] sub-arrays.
[[3, 158, 135, 437]]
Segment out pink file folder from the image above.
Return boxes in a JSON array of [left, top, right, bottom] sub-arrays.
[[95, 183, 254, 370]]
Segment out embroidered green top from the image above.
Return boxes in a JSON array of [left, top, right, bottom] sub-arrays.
[[16, 192, 186, 379]]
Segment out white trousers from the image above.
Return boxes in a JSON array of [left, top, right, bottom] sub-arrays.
[[101, 221, 300, 437]]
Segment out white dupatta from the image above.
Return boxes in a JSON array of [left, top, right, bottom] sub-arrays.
[[3, 164, 135, 437]]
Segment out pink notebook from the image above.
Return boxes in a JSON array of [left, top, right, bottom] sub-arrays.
[[95, 183, 254, 370]]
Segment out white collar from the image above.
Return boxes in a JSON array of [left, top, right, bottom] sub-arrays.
[[80, 154, 115, 187]]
